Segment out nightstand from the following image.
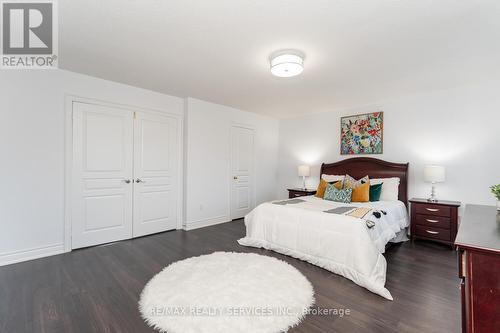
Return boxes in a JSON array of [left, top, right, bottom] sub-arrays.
[[409, 198, 461, 248], [287, 188, 316, 198]]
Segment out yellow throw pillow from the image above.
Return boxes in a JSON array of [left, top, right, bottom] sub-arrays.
[[351, 181, 370, 202], [315, 179, 342, 198], [315, 179, 328, 198]]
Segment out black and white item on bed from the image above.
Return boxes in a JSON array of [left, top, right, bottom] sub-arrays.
[[323, 206, 390, 229], [366, 209, 388, 228]]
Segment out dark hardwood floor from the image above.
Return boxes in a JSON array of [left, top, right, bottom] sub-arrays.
[[0, 220, 460, 333]]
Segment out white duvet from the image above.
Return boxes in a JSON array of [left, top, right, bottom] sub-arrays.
[[238, 196, 409, 300]]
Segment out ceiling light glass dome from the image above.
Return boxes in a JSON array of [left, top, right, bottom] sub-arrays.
[[270, 52, 304, 78]]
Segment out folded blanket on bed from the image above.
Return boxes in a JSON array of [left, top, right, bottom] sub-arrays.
[[347, 207, 372, 218], [323, 206, 354, 214], [272, 198, 306, 205]]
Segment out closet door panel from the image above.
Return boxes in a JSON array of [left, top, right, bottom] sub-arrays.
[[133, 112, 179, 237], [71, 102, 134, 249]]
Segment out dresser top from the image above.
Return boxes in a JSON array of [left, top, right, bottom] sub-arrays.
[[455, 204, 500, 253], [409, 198, 461, 207]]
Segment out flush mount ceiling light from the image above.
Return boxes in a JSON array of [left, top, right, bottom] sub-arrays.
[[270, 51, 304, 78]]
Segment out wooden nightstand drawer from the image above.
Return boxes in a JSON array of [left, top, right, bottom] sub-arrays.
[[287, 188, 316, 198], [415, 214, 451, 229], [415, 225, 451, 241], [289, 191, 304, 198], [415, 204, 451, 217]]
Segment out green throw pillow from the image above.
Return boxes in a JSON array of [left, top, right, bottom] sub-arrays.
[[369, 183, 383, 202], [324, 183, 353, 203]]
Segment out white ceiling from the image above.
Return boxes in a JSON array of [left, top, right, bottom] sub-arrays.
[[59, 0, 500, 118]]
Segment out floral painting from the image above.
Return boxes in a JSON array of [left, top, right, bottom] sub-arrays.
[[340, 112, 383, 155]]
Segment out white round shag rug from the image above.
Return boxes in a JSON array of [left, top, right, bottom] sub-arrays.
[[139, 252, 314, 333]]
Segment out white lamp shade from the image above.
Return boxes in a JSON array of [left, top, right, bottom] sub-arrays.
[[424, 165, 446, 183], [298, 165, 310, 177]]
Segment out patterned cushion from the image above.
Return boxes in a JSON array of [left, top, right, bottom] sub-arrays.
[[323, 184, 353, 203], [321, 174, 345, 186], [343, 174, 369, 189], [315, 179, 342, 198]]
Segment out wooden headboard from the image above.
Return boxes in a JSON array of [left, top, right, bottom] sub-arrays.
[[320, 157, 409, 206]]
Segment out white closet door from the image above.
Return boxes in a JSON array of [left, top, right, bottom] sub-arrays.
[[230, 125, 255, 220], [71, 102, 134, 249], [133, 112, 179, 237]]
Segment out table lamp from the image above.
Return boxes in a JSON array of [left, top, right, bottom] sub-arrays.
[[424, 165, 445, 202], [298, 165, 310, 190]]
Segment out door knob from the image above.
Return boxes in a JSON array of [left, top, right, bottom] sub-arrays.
[[233, 176, 238, 180], [123, 179, 131, 184], [136, 178, 145, 183]]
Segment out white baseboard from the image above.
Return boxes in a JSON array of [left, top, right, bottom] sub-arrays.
[[184, 215, 231, 231], [0, 244, 65, 267]]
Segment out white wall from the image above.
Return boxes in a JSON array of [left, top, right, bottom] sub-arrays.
[[0, 70, 184, 266], [277, 82, 500, 209], [184, 98, 279, 230]]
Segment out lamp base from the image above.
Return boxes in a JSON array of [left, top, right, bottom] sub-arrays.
[[427, 184, 438, 202]]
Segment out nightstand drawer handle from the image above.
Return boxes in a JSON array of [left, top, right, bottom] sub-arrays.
[[426, 230, 439, 235], [425, 208, 440, 212], [426, 219, 439, 223]]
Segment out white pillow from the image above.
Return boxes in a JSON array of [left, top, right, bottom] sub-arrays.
[[371, 177, 400, 201], [321, 174, 345, 183]]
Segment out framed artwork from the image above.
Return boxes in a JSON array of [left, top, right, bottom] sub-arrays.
[[340, 112, 383, 155]]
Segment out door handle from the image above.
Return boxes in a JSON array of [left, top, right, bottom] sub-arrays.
[[233, 176, 238, 180], [136, 178, 145, 183], [123, 179, 131, 184]]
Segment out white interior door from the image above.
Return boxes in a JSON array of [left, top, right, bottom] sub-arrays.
[[230, 125, 255, 220], [133, 112, 179, 237], [71, 102, 134, 249]]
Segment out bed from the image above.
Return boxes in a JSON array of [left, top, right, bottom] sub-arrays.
[[238, 157, 410, 300]]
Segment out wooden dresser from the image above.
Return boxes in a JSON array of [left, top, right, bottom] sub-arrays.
[[409, 198, 460, 248], [455, 204, 500, 333]]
